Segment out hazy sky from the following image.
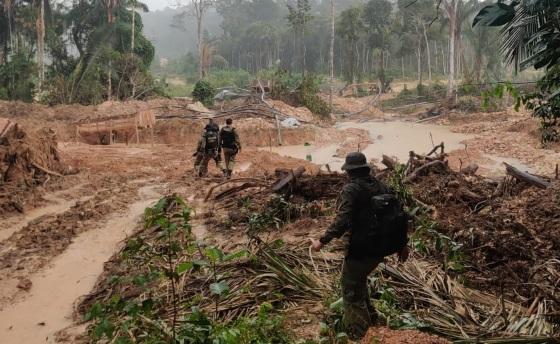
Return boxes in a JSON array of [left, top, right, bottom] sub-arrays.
[[145, 0, 177, 11]]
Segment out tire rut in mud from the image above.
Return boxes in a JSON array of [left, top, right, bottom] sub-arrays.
[[0, 177, 142, 308]]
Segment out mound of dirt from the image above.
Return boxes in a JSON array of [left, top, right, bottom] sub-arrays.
[[0, 119, 69, 214]]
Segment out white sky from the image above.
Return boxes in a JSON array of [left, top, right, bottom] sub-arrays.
[[144, 0, 177, 11]]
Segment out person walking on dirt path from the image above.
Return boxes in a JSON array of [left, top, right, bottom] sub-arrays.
[[219, 118, 241, 179], [193, 119, 224, 177], [310, 152, 410, 340]]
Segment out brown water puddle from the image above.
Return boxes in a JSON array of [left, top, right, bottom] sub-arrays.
[[0, 185, 162, 344], [264, 121, 473, 171]]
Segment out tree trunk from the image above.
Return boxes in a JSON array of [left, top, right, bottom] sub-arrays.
[[446, 0, 458, 99], [416, 43, 422, 84], [442, 46, 446, 75], [7, 3, 14, 55], [197, 12, 203, 80], [355, 43, 360, 81], [379, 50, 386, 92], [131, 0, 136, 98], [434, 40, 438, 75], [302, 26, 306, 76], [422, 23, 431, 83], [131, 1, 136, 52], [401, 56, 404, 80], [108, 60, 112, 101], [36, 0, 46, 86], [329, 0, 334, 110]]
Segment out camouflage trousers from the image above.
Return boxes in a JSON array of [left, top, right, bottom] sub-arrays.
[[341, 255, 382, 339], [222, 147, 238, 177], [194, 150, 223, 177]]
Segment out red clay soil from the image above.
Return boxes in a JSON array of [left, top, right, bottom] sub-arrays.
[[361, 326, 450, 344], [0, 119, 70, 215]]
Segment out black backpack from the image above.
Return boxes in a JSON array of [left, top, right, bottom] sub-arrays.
[[347, 179, 409, 258], [220, 127, 236, 149], [204, 130, 219, 150], [368, 193, 409, 257]]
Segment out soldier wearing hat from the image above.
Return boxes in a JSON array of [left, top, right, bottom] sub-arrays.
[[310, 152, 410, 339]]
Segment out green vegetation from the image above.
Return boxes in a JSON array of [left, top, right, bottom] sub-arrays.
[[0, 50, 36, 101], [0, 0, 158, 104], [192, 80, 216, 107], [475, 0, 560, 142]]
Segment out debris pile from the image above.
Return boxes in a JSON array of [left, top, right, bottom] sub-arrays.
[[0, 119, 71, 214], [376, 142, 559, 324]]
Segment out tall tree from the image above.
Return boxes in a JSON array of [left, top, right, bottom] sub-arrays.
[[363, 0, 392, 91], [337, 7, 364, 83], [286, 0, 313, 75], [442, 0, 460, 98]]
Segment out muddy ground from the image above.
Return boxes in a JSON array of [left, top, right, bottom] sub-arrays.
[[0, 96, 558, 343]]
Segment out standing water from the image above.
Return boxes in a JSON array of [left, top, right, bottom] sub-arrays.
[[264, 121, 473, 171]]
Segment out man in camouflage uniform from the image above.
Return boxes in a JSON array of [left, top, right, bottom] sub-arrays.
[[310, 152, 409, 339], [219, 118, 241, 179], [194, 119, 224, 177]]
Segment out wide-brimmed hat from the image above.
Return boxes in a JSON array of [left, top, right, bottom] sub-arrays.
[[341, 152, 370, 171]]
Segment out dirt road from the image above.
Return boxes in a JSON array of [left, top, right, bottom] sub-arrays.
[[0, 184, 163, 343]]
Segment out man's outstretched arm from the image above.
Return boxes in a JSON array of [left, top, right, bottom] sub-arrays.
[[310, 186, 354, 251]]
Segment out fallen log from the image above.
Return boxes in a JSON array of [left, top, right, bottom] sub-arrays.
[[204, 178, 269, 201], [382, 155, 398, 170], [214, 183, 264, 200], [457, 187, 485, 203], [404, 160, 447, 183], [504, 162, 550, 189], [271, 166, 306, 192]]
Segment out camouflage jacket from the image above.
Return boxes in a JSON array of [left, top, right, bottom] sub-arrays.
[[319, 175, 389, 257]]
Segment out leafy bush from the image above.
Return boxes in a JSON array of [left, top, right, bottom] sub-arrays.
[[416, 83, 428, 97], [456, 96, 482, 112], [521, 67, 560, 142], [299, 74, 332, 117], [258, 69, 331, 116], [192, 80, 217, 107]]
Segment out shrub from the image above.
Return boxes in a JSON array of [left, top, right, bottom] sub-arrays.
[[455, 96, 481, 113], [299, 75, 332, 117], [192, 80, 216, 107]]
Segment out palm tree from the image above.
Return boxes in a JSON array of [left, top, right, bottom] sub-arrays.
[[473, 0, 560, 71]]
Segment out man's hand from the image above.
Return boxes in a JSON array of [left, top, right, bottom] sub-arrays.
[[398, 246, 410, 263], [309, 238, 323, 252]]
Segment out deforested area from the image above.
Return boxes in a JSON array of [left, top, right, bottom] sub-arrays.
[[0, 0, 559, 343]]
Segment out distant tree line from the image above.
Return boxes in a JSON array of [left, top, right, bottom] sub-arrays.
[[158, 0, 506, 97]]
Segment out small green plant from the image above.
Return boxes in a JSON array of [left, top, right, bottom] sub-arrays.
[[192, 80, 216, 107], [196, 245, 249, 319]]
